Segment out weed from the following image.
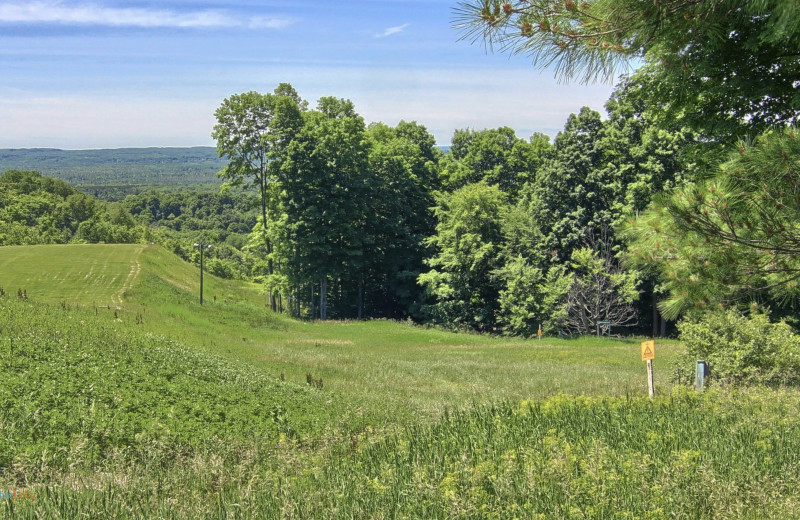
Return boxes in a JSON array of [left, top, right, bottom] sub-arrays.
[[306, 373, 323, 389]]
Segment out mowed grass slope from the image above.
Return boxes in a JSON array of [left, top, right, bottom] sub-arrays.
[[0, 244, 146, 307], [0, 244, 683, 425], [4, 244, 800, 519]]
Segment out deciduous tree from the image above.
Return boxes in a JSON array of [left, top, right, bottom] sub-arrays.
[[419, 182, 508, 331]]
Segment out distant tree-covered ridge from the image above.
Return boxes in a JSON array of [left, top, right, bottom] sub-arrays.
[[0, 147, 227, 194], [0, 170, 140, 245]]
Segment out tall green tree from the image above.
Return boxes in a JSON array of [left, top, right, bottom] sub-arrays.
[[212, 84, 304, 310], [419, 181, 508, 331], [364, 122, 439, 318], [495, 254, 570, 336], [281, 97, 371, 320], [522, 107, 608, 265], [440, 127, 548, 198]]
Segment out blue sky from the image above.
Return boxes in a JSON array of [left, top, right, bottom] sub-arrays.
[[0, 0, 620, 149]]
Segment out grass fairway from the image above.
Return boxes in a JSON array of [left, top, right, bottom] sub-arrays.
[[0, 244, 146, 307], [0, 243, 683, 425]]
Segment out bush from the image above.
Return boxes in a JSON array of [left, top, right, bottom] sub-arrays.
[[678, 309, 800, 386]]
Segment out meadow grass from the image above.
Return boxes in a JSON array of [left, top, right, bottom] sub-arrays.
[[1, 244, 684, 422], [2, 244, 798, 518]]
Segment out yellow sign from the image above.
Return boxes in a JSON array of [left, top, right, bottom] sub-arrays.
[[641, 340, 655, 361]]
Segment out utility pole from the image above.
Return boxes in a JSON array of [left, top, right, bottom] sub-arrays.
[[193, 241, 211, 304]]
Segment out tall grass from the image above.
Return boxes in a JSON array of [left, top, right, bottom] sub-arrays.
[[1, 244, 687, 424], [5, 390, 800, 518]]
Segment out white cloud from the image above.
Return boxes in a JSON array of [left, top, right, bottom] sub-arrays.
[[0, 1, 292, 29], [374, 23, 409, 38]]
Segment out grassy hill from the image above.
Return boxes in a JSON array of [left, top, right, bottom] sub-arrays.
[[0, 243, 683, 423], [3, 244, 800, 518], [0, 244, 146, 307]]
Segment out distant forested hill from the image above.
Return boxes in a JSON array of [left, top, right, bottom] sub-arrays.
[[0, 147, 227, 199]]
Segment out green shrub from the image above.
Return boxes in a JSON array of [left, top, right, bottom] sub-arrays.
[[678, 309, 800, 386]]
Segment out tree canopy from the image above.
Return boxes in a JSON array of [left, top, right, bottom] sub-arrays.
[[625, 127, 800, 319], [454, 0, 800, 140]]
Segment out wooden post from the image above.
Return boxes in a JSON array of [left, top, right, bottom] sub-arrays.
[[641, 340, 655, 398], [194, 242, 210, 305]]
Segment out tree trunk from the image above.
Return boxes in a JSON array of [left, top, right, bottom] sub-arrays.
[[310, 283, 315, 320], [320, 276, 328, 320], [660, 315, 667, 338], [652, 291, 659, 339], [268, 258, 276, 312], [357, 275, 364, 320], [260, 177, 277, 313]]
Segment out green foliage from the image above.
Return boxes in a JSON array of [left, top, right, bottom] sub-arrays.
[[620, 2, 800, 143], [0, 170, 139, 245], [440, 127, 550, 198], [495, 255, 570, 336], [0, 297, 333, 478], [562, 244, 639, 335], [419, 182, 508, 331], [10, 390, 800, 518], [455, 0, 800, 141], [121, 189, 258, 280], [362, 122, 439, 318], [213, 85, 306, 309], [625, 127, 800, 319], [280, 96, 371, 319], [281, 391, 800, 519], [523, 107, 608, 264], [0, 147, 226, 194], [677, 310, 800, 387]]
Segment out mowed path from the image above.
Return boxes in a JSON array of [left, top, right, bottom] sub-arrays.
[[0, 244, 146, 307]]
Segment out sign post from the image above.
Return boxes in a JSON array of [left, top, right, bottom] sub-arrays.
[[596, 320, 611, 337], [695, 360, 707, 391], [537, 324, 542, 341], [641, 340, 655, 398]]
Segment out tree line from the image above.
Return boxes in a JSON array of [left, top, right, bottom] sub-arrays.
[[210, 79, 697, 335]]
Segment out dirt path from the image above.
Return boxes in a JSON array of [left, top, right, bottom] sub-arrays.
[[113, 245, 144, 307]]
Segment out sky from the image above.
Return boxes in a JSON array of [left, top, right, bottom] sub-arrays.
[[0, 0, 621, 149]]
